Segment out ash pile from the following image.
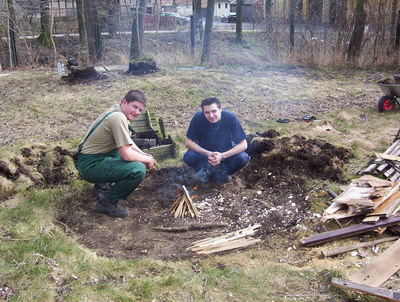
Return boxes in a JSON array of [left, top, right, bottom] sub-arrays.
[[153, 130, 353, 238]]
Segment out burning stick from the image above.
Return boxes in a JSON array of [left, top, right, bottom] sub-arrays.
[[171, 185, 201, 218]]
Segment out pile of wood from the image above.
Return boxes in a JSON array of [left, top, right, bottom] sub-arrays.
[[322, 175, 400, 223], [186, 224, 261, 255], [170, 185, 200, 218], [359, 139, 400, 182]]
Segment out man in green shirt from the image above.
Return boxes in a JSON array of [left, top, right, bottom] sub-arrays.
[[77, 90, 157, 218]]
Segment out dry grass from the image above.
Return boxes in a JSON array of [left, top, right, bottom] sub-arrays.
[[0, 64, 399, 301]]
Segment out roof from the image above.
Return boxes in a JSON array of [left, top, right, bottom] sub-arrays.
[[162, 0, 230, 7], [230, 0, 258, 5]]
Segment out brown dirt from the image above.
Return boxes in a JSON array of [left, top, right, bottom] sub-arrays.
[[0, 133, 349, 261]]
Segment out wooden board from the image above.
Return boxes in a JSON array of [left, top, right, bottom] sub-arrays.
[[301, 216, 400, 247], [331, 278, 400, 301], [333, 186, 375, 204], [376, 153, 400, 162], [144, 143, 177, 161], [367, 191, 400, 218], [322, 236, 399, 257], [349, 238, 400, 287]]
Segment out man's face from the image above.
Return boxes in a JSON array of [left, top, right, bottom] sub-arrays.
[[203, 103, 222, 123], [121, 100, 144, 121]]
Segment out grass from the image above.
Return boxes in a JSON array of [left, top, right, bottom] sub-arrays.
[[1, 61, 399, 301]]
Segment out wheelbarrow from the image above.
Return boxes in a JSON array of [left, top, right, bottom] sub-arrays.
[[377, 81, 400, 112]]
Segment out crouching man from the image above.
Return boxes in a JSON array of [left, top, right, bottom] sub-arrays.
[[77, 90, 157, 218], [183, 97, 250, 182]]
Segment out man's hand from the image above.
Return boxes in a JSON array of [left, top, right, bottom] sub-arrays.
[[208, 152, 223, 166], [145, 155, 157, 169]]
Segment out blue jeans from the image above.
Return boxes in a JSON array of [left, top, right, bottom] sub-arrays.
[[183, 150, 250, 175]]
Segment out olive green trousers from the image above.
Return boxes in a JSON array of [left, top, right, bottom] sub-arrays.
[[78, 149, 146, 200]]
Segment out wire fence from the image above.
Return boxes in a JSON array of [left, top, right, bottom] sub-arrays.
[[1, 0, 400, 69]]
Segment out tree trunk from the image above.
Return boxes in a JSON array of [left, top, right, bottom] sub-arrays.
[[107, 0, 120, 38], [37, 0, 53, 47], [192, 0, 203, 41], [330, 0, 347, 30], [6, 0, 19, 67], [289, 0, 295, 50], [391, 0, 399, 50], [201, 0, 215, 63], [265, 0, 272, 32], [236, 0, 243, 43], [76, 0, 87, 44], [347, 0, 367, 63], [372, 0, 384, 62], [130, 0, 146, 61], [84, 0, 102, 63]]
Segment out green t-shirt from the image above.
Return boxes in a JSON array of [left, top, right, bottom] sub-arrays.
[[80, 105, 134, 154]]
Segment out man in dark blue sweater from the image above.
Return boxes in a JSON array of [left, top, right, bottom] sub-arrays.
[[183, 97, 250, 182]]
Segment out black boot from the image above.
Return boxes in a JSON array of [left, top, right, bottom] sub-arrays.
[[93, 183, 112, 198], [96, 195, 129, 218]]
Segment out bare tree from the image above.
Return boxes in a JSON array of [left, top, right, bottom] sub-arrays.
[[107, 0, 120, 38], [347, 0, 367, 62], [391, 0, 399, 50], [192, 0, 202, 41], [265, 0, 272, 32], [236, 0, 243, 43], [289, 0, 295, 50], [201, 0, 215, 63], [76, 0, 87, 45], [37, 0, 53, 46], [84, 0, 102, 63], [130, 0, 146, 60], [6, 0, 19, 67]]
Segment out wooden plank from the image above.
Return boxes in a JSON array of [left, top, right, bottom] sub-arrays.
[[376, 153, 400, 162], [187, 225, 261, 250], [321, 209, 361, 222], [361, 141, 400, 174], [331, 278, 400, 301], [352, 175, 393, 187], [390, 172, 400, 182], [301, 216, 400, 247], [362, 216, 380, 224], [367, 191, 400, 218], [349, 238, 400, 287], [322, 236, 399, 257], [333, 186, 375, 204], [197, 238, 261, 255], [384, 167, 396, 178], [376, 162, 390, 173]]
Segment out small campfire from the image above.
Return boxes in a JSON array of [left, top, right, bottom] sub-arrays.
[[170, 185, 201, 218]]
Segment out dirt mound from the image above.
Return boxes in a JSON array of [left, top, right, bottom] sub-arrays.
[[244, 134, 353, 186], [0, 144, 77, 201], [57, 133, 352, 260]]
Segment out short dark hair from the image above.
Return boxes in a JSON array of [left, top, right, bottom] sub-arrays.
[[123, 90, 147, 105], [201, 97, 221, 110]]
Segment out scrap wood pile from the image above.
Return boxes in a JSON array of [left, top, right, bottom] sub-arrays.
[[170, 185, 200, 218], [186, 224, 261, 255], [300, 134, 400, 300], [358, 139, 400, 182], [302, 175, 400, 300], [322, 175, 400, 223]]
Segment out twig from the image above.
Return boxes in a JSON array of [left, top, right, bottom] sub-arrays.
[[0, 236, 33, 241], [153, 222, 228, 232]]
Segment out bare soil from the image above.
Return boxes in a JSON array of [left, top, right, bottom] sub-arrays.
[[0, 133, 352, 260], [0, 66, 397, 264]]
